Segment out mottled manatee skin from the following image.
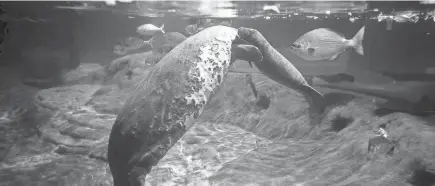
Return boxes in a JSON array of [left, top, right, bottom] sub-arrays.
[[108, 25, 238, 186]]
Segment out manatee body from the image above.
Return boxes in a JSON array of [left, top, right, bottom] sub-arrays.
[[237, 27, 326, 125], [107, 25, 258, 186]]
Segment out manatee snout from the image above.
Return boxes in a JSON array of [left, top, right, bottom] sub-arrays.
[[237, 27, 258, 44]]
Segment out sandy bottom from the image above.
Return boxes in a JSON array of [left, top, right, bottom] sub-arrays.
[[146, 122, 272, 186]]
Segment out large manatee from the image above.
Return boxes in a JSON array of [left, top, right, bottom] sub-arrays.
[[107, 25, 324, 186], [107, 25, 262, 186]]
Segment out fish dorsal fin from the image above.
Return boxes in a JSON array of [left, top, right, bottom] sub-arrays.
[[322, 28, 345, 38]]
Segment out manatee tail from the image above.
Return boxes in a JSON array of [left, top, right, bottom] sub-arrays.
[[302, 85, 326, 126], [160, 24, 165, 34], [351, 26, 365, 55]]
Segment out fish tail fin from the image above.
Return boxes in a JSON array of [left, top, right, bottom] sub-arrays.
[[160, 24, 165, 34], [302, 86, 326, 126], [351, 26, 365, 55]]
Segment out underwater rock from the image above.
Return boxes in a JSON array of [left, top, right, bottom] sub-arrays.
[[209, 104, 435, 186], [33, 84, 113, 157], [0, 69, 40, 162], [64, 51, 163, 86], [367, 136, 395, 156], [2, 46, 169, 176], [23, 31, 216, 165], [61, 63, 102, 84]]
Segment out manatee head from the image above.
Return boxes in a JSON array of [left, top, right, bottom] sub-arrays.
[[237, 27, 258, 45], [231, 44, 263, 65]]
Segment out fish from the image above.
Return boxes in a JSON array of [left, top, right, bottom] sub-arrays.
[[136, 23, 165, 36], [289, 26, 365, 61], [113, 36, 153, 55], [263, 3, 280, 14]]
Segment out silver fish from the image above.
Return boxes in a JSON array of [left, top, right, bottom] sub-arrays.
[[136, 23, 165, 36], [263, 4, 280, 14], [289, 26, 365, 61]]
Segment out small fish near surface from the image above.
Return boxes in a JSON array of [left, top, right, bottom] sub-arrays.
[[136, 23, 165, 36], [263, 3, 280, 14], [113, 36, 153, 55], [289, 26, 365, 61]]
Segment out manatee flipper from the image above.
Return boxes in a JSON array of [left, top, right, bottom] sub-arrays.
[[231, 44, 263, 99], [231, 44, 263, 65], [245, 73, 258, 98]]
